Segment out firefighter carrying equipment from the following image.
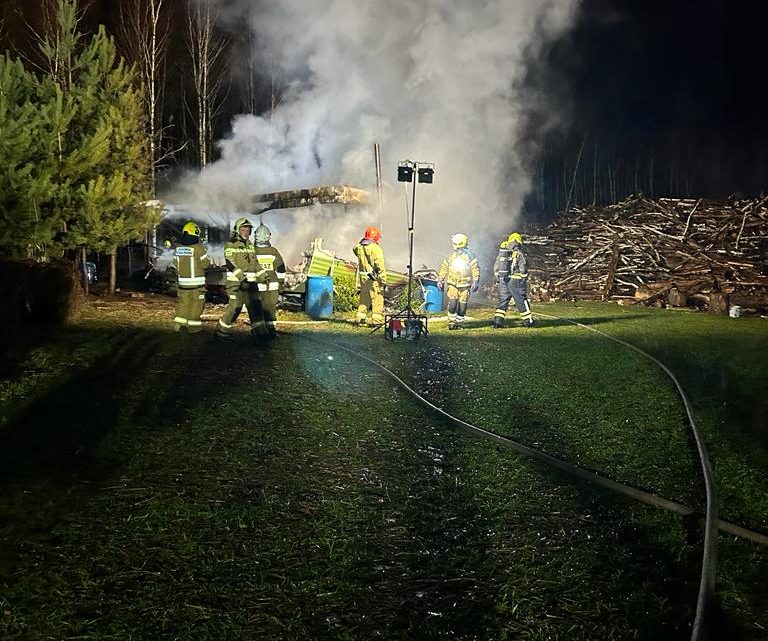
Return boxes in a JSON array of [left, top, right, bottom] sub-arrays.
[[494, 232, 528, 283], [353, 236, 386, 325], [364, 226, 382, 242], [493, 233, 533, 328], [254, 223, 272, 247], [354, 238, 386, 285], [182, 221, 201, 237], [173, 230, 211, 333]]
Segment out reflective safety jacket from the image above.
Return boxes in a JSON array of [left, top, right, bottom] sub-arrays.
[[438, 248, 480, 288], [224, 237, 263, 285], [174, 239, 211, 288], [493, 241, 528, 282], [353, 239, 386, 285], [254, 244, 287, 292]]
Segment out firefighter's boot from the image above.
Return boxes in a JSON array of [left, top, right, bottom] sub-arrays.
[[523, 319, 535, 328], [492, 318, 504, 329]]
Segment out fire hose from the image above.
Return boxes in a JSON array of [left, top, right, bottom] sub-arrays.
[[297, 321, 768, 641]]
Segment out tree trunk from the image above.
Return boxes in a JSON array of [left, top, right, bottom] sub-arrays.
[[80, 246, 89, 296], [109, 248, 117, 296]]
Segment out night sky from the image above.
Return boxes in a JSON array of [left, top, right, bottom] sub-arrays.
[[519, 0, 768, 211]]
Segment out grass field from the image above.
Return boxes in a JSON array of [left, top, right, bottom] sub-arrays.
[[0, 296, 765, 640]]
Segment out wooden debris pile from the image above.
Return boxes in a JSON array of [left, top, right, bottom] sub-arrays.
[[525, 195, 768, 311], [253, 185, 369, 212]]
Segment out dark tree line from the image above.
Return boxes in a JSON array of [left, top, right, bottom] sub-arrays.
[[518, 0, 768, 222]]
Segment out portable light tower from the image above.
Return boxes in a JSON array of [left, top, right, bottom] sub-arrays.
[[383, 160, 435, 340]]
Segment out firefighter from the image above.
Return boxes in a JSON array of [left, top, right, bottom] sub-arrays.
[[172, 221, 211, 333], [352, 225, 387, 326], [437, 233, 480, 330], [252, 222, 286, 339], [493, 232, 534, 328], [215, 217, 264, 338]]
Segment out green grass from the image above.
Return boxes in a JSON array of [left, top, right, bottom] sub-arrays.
[[0, 298, 766, 640]]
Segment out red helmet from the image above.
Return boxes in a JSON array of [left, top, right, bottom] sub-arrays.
[[364, 226, 382, 242]]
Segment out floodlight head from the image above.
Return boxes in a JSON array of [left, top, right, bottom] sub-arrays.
[[417, 167, 434, 184], [398, 162, 414, 183]]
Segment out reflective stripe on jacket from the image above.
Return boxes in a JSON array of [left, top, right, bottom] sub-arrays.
[[224, 239, 263, 284], [174, 243, 211, 288], [494, 241, 528, 281], [438, 248, 480, 288], [255, 245, 287, 290]]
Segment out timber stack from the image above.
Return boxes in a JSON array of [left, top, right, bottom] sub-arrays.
[[525, 195, 768, 313]]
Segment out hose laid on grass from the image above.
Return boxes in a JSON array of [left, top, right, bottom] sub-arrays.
[[532, 311, 718, 641], [297, 326, 766, 641]]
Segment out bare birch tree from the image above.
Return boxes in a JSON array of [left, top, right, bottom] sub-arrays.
[[119, 0, 170, 196], [185, 0, 229, 168]]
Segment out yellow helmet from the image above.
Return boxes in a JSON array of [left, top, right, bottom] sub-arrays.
[[507, 232, 523, 246], [233, 216, 253, 234], [451, 233, 468, 249], [182, 221, 200, 237]]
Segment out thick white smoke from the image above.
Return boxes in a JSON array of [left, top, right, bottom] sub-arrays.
[[172, 0, 577, 271]]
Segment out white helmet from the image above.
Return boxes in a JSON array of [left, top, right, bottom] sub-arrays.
[[254, 223, 272, 246], [451, 233, 468, 249]]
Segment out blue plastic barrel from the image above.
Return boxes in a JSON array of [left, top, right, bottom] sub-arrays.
[[306, 275, 334, 319], [423, 282, 444, 312]]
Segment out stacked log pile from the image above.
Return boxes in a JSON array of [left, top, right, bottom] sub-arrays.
[[525, 195, 768, 311]]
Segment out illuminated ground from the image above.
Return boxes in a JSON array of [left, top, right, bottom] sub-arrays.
[[0, 296, 765, 640]]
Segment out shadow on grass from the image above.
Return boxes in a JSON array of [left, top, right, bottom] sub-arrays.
[[0, 327, 278, 487], [0, 328, 163, 484]]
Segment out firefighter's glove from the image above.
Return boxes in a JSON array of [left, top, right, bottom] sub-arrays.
[[239, 280, 250, 291]]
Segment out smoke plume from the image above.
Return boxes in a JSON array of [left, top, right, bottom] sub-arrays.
[[171, 0, 577, 269]]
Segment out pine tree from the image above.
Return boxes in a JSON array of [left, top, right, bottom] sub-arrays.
[[1, 0, 157, 284], [0, 54, 60, 257], [40, 0, 157, 292], [64, 22, 157, 293]]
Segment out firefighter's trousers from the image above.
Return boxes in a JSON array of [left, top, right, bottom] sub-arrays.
[[250, 290, 279, 338], [216, 285, 258, 336], [494, 279, 533, 326], [174, 285, 206, 333], [446, 284, 470, 326], [357, 279, 384, 325]]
